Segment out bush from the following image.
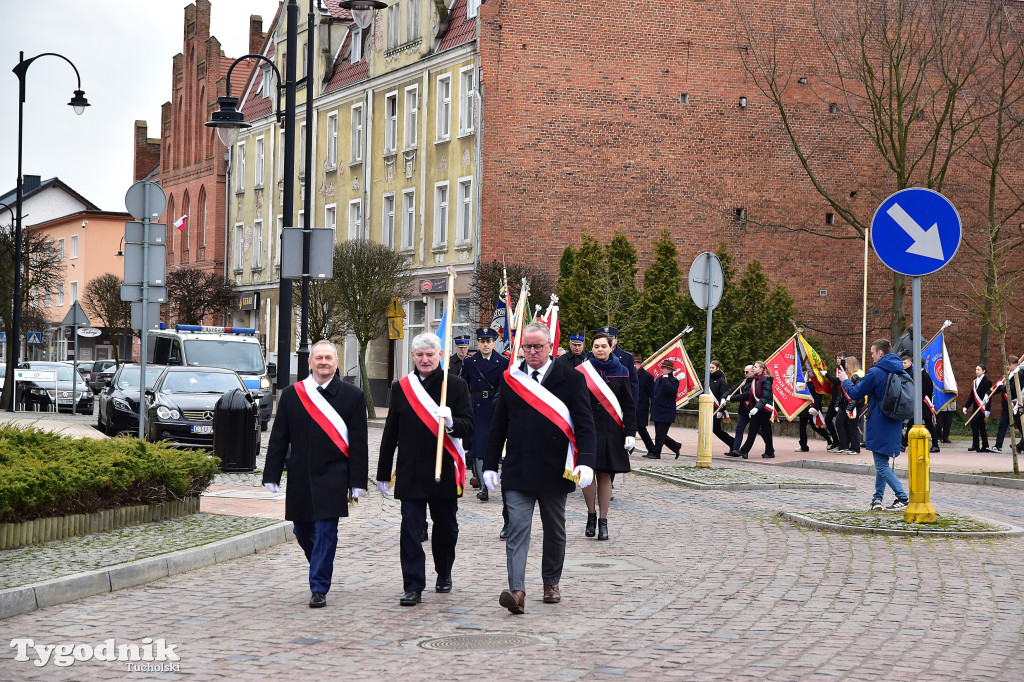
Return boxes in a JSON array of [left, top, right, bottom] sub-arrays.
[[0, 426, 220, 523]]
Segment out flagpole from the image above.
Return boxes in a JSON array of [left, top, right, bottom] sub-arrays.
[[862, 226, 869, 371], [965, 350, 1024, 425], [434, 266, 456, 484], [642, 332, 683, 370], [923, 320, 953, 351]]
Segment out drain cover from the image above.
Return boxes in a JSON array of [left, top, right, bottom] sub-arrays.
[[418, 634, 536, 651], [580, 562, 612, 568]]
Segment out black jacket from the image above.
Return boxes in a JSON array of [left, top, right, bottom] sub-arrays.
[[484, 360, 597, 494], [377, 368, 474, 500], [635, 368, 654, 426], [650, 374, 679, 424], [728, 377, 757, 414], [555, 350, 587, 369], [965, 375, 993, 411], [264, 376, 369, 521], [708, 369, 729, 401]]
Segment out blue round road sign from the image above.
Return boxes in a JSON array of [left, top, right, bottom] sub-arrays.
[[870, 188, 961, 276]]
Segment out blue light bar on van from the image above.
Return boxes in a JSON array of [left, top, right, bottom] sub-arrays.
[[174, 324, 257, 335]]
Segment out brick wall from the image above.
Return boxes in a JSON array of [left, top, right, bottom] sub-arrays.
[[132, 121, 160, 181]]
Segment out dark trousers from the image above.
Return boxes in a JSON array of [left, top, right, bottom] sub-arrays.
[[937, 410, 954, 441], [504, 489, 567, 592], [652, 421, 680, 456], [798, 410, 831, 448], [836, 410, 860, 452], [400, 499, 458, 593], [732, 410, 750, 451], [712, 415, 733, 448], [995, 401, 1023, 450], [292, 518, 339, 594], [902, 414, 939, 449], [637, 424, 656, 451], [740, 411, 774, 456], [970, 414, 989, 451], [824, 403, 839, 446]]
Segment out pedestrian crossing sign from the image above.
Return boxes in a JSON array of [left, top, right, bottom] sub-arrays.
[[27, 332, 42, 345]]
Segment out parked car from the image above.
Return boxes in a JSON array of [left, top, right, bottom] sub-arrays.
[[88, 359, 120, 393], [96, 364, 166, 436], [77, 361, 95, 379], [144, 366, 254, 448], [19, 361, 94, 413]]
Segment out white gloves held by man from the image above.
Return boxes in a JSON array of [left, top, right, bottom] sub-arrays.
[[985, 411, 991, 419], [376, 480, 390, 496], [809, 407, 819, 416], [624, 436, 636, 450], [350, 488, 366, 500], [263, 482, 280, 494], [482, 470, 500, 492], [573, 465, 595, 489], [749, 407, 759, 417], [436, 405, 454, 429]]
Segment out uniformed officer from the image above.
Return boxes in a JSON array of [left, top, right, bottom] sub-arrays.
[[449, 335, 470, 378], [555, 332, 587, 369], [596, 326, 638, 404], [461, 327, 509, 502]]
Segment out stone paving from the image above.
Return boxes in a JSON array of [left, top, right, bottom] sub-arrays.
[[3, 422, 1024, 680]]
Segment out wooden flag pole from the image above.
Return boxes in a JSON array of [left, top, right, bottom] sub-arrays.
[[434, 266, 457, 483]]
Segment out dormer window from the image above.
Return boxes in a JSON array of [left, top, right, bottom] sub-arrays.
[[262, 67, 273, 99], [467, 0, 481, 19], [350, 27, 363, 64]]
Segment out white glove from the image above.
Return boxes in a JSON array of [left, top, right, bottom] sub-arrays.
[[263, 482, 279, 493], [376, 480, 390, 496], [749, 407, 759, 417], [985, 411, 991, 419], [436, 405, 454, 428], [482, 470, 499, 491], [350, 488, 366, 500], [624, 436, 635, 450], [809, 407, 819, 416], [982, 397, 990, 406], [1015, 405, 1021, 416], [963, 407, 968, 414], [573, 465, 595, 489]]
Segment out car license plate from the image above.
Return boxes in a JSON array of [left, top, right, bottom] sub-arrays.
[[191, 425, 213, 434]]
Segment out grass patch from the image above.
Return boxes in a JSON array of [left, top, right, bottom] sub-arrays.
[[978, 471, 1024, 479], [797, 509, 1010, 533]]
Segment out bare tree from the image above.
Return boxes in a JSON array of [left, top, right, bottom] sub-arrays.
[[293, 244, 350, 344], [165, 267, 236, 326], [471, 259, 556, 325], [82, 273, 132, 365]]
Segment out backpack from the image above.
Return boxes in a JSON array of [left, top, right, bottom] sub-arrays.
[[877, 370, 915, 421]]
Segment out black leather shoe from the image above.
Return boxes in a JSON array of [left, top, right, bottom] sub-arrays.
[[741, 451, 749, 459], [597, 518, 609, 541], [585, 512, 597, 538], [762, 453, 776, 459], [435, 576, 452, 593], [643, 453, 661, 459], [725, 450, 742, 457], [477, 489, 489, 502], [930, 445, 940, 453], [309, 592, 326, 608], [499, 525, 509, 540], [672, 445, 682, 459], [400, 590, 421, 606]]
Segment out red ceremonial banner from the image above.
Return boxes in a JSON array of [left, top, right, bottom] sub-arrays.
[[764, 336, 812, 422], [642, 336, 703, 408]]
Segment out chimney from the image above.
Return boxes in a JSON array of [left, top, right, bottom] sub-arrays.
[[22, 175, 41, 193], [249, 15, 265, 56]]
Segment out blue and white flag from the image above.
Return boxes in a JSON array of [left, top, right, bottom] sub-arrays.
[[434, 306, 448, 369], [923, 331, 958, 410], [490, 298, 509, 352]]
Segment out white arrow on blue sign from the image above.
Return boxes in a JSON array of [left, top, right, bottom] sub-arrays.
[[871, 188, 961, 276]]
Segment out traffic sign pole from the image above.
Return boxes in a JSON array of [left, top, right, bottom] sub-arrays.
[[689, 252, 724, 469]]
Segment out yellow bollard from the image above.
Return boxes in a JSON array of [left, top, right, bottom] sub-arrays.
[[905, 424, 936, 523], [696, 393, 714, 468]]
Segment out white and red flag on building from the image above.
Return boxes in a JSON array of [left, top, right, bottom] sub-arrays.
[[641, 333, 702, 407], [174, 214, 189, 232], [765, 334, 813, 422]]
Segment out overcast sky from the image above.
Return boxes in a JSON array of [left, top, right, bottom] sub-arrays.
[[1, 0, 279, 213]]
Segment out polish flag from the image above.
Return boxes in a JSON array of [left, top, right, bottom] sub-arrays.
[[174, 215, 188, 232]]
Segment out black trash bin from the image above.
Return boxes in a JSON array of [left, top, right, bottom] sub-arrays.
[[213, 388, 260, 472]]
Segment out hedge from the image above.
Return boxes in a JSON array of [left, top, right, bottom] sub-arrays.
[[0, 426, 221, 524]]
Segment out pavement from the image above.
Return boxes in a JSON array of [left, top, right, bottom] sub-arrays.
[[1, 410, 1023, 679]]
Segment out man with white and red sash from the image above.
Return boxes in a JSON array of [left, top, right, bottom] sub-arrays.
[[737, 360, 776, 459], [482, 323, 596, 614], [263, 340, 369, 609], [376, 333, 474, 607]]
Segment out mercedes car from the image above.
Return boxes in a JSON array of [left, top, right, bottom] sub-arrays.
[[19, 361, 94, 413], [96, 364, 166, 436], [144, 366, 253, 448]]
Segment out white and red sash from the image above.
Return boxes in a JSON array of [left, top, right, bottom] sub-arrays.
[[503, 365, 579, 481], [753, 376, 776, 414], [399, 375, 467, 493], [924, 395, 936, 418], [973, 378, 986, 410], [812, 410, 826, 428], [294, 376, 349, 457], [577, 360, 624, 431]]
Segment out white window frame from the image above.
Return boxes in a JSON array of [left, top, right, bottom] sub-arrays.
[[351, 27, 363, 64], [234, 223, 244, 271], [401, 189, 415, 251], [56, 283, 64, 307], [275, 215, 284, 265], [298, 209, 305, 229], [253, 219, 264, 269], [459, 66, 475, 136], [407, 0, 420, 42], [254, 136, 265, 189], [351, 103, 364, 162], [387, 4, 400, 49], [262, 67, 273, 99], [277, 130, 286, 181], [56, 238, 65, 261], [44, 287, 52, 308], [456, 176, 473, 244], [235, 141, 246, 192], [325, 203, 337, 237], [382, 193, 396, 249], [326, 113, 338, 169], [436, 74, 451, 142], [404, 85, 418, 149], [298, 123, 307, 178], [70, 235, 79, 259], [384, 92, 398, 154], [348, 199, 363, 239], [433, 181, 449, 249], [467, 0, 481, 19], [70, 281, 78, 303]]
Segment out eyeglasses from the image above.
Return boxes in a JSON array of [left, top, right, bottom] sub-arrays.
[[521, 344, 548, 352]]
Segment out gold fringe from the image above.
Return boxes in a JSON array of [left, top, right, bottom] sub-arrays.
[[563, 469, 580, 483]]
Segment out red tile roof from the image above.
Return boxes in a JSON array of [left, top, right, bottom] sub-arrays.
[[324, 29, 370, 93], [321, 0, 354, 21], [438, 0, 478, 53]]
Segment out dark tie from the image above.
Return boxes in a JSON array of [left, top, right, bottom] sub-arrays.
[[317, 386, 325, 395], [532, 370, 540, 383]]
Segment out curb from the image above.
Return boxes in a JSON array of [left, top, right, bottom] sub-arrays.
[[634, 467, 855, 491], [0, 521, 293, 620], [776, 459, 1024, 490], [778, 511, 1024, 538]]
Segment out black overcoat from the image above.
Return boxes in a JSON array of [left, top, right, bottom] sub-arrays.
[[579, 361, 636, 473], [650, 375, 679, 424], [263, 376, 369, 522], [376, 368, 474, 500], [635, 368, 654, 426], [483, 360, 597, 495]]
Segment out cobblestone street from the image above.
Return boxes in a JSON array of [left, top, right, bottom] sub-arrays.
[[3, 420, 1023, 680]]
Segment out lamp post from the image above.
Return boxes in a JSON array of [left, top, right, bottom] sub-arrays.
[[7, 51, 88, 411]]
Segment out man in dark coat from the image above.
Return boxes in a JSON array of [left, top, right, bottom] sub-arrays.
[[634, 355, 656, 452], [555, 331, 587, 369], [738, 360, 775, 459], [449, 335, 470, 377], [461, 327, 508, 502], [647, 359, 682, 459], [597, 326, 639, 403], [482, 323, 596, 614], [263, 340, 369, 609], [900, 352, 939, 453], [725, 365, 756, 458], [797, 374, 832, 452], [376, 333, 473, 607]]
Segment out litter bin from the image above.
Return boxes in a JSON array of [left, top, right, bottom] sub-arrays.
[[213, 388, 260, 472]]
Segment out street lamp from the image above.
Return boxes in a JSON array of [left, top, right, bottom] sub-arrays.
[[340, 0, 388, 29], [7, 51, 88, 411]]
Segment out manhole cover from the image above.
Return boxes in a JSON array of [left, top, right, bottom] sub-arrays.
[[418, 634, 536, 651], [580, 563, 612, 568]]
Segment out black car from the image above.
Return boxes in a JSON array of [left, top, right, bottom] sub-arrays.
[[96, 364, 166, 436], [145, 366, 253, 448], [20, 361, 94, 413], [89, 359, 120, 393]]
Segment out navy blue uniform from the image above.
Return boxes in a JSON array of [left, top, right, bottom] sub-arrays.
[[612, 345, 639, 404], [461, 351, 509, 457]]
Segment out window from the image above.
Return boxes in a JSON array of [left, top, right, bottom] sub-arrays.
[[431, 297, 446, 333], [234, 224, 244, 270], [182, 194, 191, 253], [454, 297, 471, 339], [70, 281, 78, 303], [69, 235, 79, 259], [235, 141, 246, 192], [325, 204, 337, 235], [467, 0, 481, 19], [302, 43, 307, 77], [56, 283, 64, 307], [198, 187, 208, 248], [278, 130, 286, 181], [44, 287, 51, 308], [255, 136, 265, 188], [433, 182, 449, 248], [404, 86, 418, 149], [384, 93, 398, 153], [262, 68, 273, 99], [436, 75, 451, 141], [326, 113, 338, 168], [459, 67, 475, 135], [275, 215, 284, 265], [401, 189, 415, 250], [351, 104, 363, 162], [351, 27, 362, 64], [456, 177, 472, 243], [298, 209, 305, 229], [407, 0, 420, 41], [382, 193, 396, 248], [387, 3, 400, 49], [56, 238, 65, 261], [253, 219, 263, 269], [409, 299, 425, 339], [348, 199, 363, 239], [298, 123, 307, 176]]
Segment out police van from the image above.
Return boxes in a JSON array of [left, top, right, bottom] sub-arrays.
[[146, 325, 273, 429]]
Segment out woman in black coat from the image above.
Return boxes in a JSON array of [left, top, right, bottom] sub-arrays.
[[648, 359, 682, 459], [580, 332, 636, 541], [964, 364, 992, 452], [709, 360, 734, 449]]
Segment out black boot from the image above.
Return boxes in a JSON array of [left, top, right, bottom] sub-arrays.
[[597, 518, 609, 541], [585, 512, 597, 538]]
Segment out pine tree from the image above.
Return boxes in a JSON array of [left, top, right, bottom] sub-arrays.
[[637, 231, 687, 357], [556, 234, 607, 338]]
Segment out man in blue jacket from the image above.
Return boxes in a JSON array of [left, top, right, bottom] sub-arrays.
[[837, 338, 909, 511]]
